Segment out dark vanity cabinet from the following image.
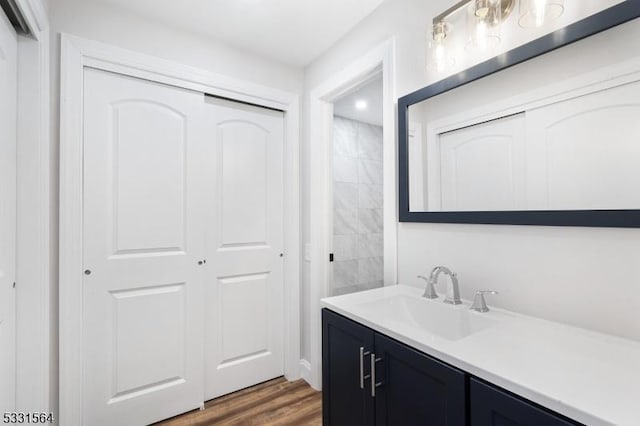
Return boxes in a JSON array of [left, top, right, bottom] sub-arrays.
[[322, 308, 581, 426], [469, 379, 578, 426], [322, 309, 466, 426], [322, 308, 374, 426], [374, 333, 466, 426]]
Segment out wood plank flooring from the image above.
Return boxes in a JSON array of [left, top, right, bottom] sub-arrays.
[[154, 378, 322, 426]]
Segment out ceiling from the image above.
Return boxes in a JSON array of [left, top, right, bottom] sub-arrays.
[[334, 75, 383, 126], [96, 0, 387, 67]]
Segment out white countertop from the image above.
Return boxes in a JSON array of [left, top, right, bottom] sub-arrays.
[[320, 285, 640, 426]]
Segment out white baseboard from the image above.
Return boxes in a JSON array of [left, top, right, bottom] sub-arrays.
[[300, 359, 319, 390]]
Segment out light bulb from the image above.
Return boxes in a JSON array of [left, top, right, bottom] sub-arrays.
[[476, 21, 488, 50], [435, 43, 446, 72], [435, 43, 444, 60], [533, 0, 547, 27]]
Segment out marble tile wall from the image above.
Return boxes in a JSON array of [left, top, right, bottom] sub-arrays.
[[332, 116, 384, 296]]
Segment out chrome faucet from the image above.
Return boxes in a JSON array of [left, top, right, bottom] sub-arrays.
[[421, 266, 462, 305]]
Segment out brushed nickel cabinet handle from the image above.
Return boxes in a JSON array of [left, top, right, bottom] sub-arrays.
[[359, 347, 371, 389], [370, 354, 382, 397]]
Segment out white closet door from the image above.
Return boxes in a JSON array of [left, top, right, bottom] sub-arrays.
[[203, 97, 284, 400], [82, 68, 206, 426], [439, 114, 526, 211], [525, 80, 640, 210], [0, 11, 17, 414]]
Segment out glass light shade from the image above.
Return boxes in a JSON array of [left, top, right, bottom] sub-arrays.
[[427, 22, 455, 73], [519, 0, 564, 28], [466, 0, 501, 52], [475, 0, 491, 18]]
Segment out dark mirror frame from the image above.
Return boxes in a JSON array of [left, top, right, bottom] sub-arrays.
[[398, 0, 640, 227]]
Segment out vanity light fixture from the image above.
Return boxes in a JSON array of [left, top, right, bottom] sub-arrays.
[[428, 0, 515, 72], [426, 0, 566, 72], [518, 0, 564, 28], [355, 100, 368, 110]]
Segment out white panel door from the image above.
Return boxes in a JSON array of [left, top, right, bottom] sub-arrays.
[[526, 81, 640, 210], [0, 11, 17, 414], [203, 97, 284, 400], [439, 114, 526, 211], [83, 69, 206, 426]]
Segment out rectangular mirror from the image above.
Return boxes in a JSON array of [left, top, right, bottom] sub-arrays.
[[399, 0, 640, 227]]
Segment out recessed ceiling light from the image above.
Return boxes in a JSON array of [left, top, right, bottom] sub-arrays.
[[355, 100, 368, 110]]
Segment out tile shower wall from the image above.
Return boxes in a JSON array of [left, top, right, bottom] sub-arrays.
[[332, 116, 384, 296]]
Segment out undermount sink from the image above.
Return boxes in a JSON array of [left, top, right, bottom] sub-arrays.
[[354, 294, 498, 341]]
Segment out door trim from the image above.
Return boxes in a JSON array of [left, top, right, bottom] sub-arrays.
[[307, 39, 397, 390], [13, 0, 51, 416], [59, 34, 301, 426]]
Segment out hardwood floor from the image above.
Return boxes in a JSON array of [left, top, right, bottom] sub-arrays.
[[154, 378, 322, 426]]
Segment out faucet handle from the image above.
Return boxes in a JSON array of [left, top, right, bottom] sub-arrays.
[[470, 290, 499, 313], [418, 275, 438, 299]]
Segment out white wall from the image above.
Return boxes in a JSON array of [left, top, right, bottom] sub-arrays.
[[301, 0, 448, 362], [301, 0, 640, 363], [48, 0, 304, 419], [49, 0, 303, 93]]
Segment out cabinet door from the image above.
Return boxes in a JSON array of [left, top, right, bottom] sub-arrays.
[[374, 334, 467, 426], [470, 379, 579, 426], [322, 309, 375, 426]]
